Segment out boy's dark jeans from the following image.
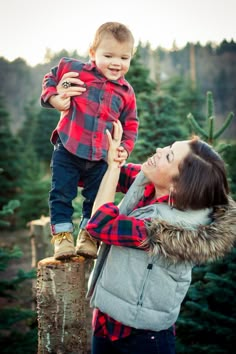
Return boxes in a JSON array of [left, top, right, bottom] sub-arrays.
[[49, 139, 107, 229], [92, 327, 175, 354]]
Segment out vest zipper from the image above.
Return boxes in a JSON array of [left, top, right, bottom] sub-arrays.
[[137, 262, 153, 306]]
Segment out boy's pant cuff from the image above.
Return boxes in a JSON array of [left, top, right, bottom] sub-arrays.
[[51, 222, 73, 235]]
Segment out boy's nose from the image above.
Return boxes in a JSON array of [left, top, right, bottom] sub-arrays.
[[111, 58, 121, 66]]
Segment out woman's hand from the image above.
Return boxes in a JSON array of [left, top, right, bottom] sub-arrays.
[[92, 121, 123, 214], [106, 121, 124, 167], [57, 72, 86, 97], [49, 72, 87, 111], [49, 94, 71, 111]]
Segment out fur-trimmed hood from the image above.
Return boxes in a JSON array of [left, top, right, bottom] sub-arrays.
[[143, 198, 236, 264]]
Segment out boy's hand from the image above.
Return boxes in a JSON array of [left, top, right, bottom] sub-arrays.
[[114, 146, 128, 167], [49, 94, 71, 111]]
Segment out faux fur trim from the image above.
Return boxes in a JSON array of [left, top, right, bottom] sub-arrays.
[[142, 198, 236, 264]]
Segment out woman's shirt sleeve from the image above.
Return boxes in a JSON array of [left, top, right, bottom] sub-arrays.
[[86, 203, 149, 249]]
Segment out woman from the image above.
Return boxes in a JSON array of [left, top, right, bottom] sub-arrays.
[[85, 121, 236, 354]]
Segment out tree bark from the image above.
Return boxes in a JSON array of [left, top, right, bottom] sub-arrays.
[[37, 257, 88, 354]]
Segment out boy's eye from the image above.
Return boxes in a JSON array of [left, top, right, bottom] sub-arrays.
[[166, 153, 170, 162], [104, 55, 112, 58]]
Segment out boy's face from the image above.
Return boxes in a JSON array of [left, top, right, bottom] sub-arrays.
[[89, 34, 133, 81]]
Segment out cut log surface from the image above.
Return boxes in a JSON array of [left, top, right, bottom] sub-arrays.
[[37, 257, 87, 354]]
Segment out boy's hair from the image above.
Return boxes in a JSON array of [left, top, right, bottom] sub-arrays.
[[90, 22, 135, 53]]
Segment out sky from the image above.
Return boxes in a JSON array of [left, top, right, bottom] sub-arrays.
[[1, 0, 235, 66]]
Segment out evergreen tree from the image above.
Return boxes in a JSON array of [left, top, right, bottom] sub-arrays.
[[216, 39, 236, 54], [125, 44, 156, 95], [223, 143, 236, 199], [17, 101, 51, 225], [187, 91, 234, 152], [176, 248, 236, 353], [0, 201, 37, 353], [18, 100, 58, 167], [17, 154, 50, 226], [176, 92, 235, 353], [125, 45, 186, 163], [161, 75, 205, 131], [131, 92, 186, 163], [0, 245, 37, 354], [34, 106, 59, 165], [0, 95, 22, 209], [18, 99, 39, 147], [0, 199, 20, 228]]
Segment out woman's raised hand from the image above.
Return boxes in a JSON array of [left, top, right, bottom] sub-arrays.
[[106, 121, 124, 167]]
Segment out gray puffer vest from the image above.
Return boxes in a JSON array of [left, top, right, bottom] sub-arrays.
[[88, 172, 216, 331]]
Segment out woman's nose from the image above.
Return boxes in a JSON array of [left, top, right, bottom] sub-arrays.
[[156, 148, 162, 158]]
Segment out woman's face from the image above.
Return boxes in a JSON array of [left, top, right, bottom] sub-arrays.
[[141, 141, 191, 193]]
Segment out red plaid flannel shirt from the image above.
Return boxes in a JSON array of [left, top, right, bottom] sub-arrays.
[[86, 163, 169, 341], [41, 57, 138, 161]]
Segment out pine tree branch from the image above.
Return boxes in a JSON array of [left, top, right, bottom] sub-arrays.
[[213, 112, 234, 139], [187, 113, 208, 139]]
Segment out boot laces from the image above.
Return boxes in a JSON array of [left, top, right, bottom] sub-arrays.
[[51, 232, 73, 244]]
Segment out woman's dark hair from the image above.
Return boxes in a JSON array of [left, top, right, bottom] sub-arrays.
[[173, 137, 229, 210]]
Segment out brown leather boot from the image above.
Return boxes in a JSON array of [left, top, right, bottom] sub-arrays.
[[75, 229, 98, 259], [51, 232, 76, 260]]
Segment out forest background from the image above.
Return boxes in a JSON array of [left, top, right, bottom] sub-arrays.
[[0, 39, 236, 353]]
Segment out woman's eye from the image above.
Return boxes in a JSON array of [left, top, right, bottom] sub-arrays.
[[166, 153, 170, 162]]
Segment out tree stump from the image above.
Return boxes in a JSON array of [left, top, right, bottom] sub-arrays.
[[28, 216, 51, 267], [37, 257, 88, 354]]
